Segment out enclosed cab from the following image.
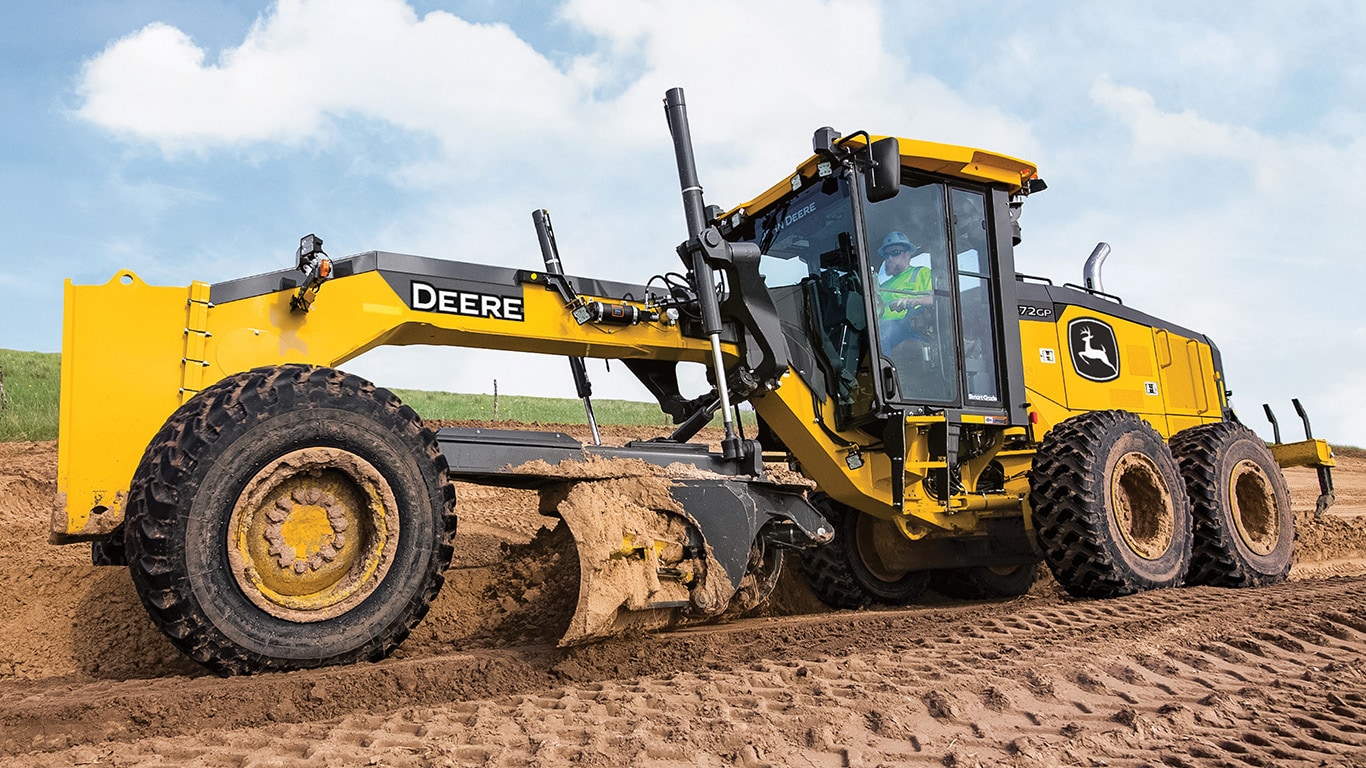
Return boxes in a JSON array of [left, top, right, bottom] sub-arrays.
[[720, 130, 1298, 607], [726, 137, 1040, 529]]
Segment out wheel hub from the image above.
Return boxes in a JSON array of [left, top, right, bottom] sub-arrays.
[[1230, 459, 1279, 556], [1109, 451, 1175, 560], [265, 487, 349, 574], [857, 513, 910, 581], [229, 447, 399, 622]]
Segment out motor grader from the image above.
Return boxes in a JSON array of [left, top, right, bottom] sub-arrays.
[[54, 88, 1335, 675]]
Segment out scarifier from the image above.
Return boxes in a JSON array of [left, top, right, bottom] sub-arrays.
[[55, 88, 1335, 674]]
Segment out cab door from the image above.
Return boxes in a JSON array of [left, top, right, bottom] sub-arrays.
[[860, 176, 1007, 415]]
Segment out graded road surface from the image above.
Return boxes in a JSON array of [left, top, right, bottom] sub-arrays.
[[1, 424, 1363, 766]]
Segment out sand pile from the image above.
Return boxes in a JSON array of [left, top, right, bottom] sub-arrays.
[[2, 437, 1363, 684]]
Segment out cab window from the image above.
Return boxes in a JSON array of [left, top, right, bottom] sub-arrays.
[[740, 176, 877, 426], [864, 178, 1002, 408]]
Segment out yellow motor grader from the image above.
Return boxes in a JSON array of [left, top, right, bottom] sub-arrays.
[[54, 88, 1335, 675]]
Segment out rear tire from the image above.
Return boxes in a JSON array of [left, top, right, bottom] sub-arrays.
[[1169, 422, 1293, 587], [125, 365, 457, 675], [800, 494, 930, 609], [1029, 410, 1191, 598], [931, 562, 1039, 599]]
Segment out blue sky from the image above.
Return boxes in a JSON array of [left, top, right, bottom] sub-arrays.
[[2, 0, 1364, 443]]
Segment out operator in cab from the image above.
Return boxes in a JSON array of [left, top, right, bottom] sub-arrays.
[[874, 230, 935, 352]]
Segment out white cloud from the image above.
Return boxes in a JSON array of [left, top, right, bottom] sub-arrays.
[[78, 21, 315, 147], [1090, 79, 1263, 164], [78, 0, 583, 156], [66, 1, 1366, 443], [72, 0, 1044, 276], [75, 0, 1036, 184]]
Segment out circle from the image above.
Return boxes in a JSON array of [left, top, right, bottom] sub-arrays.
[[1109, 451, 1176, 560], [1228, 459, 1278, 556], [227, 447, 400, 622]]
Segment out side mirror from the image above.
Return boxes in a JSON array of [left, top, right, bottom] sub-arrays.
[[865, 137, 901, 203]]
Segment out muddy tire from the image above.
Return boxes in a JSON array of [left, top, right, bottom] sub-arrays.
[[124, 365, 457, 676], [723, 539, 786, 618], [931, 562, 1039, 599], [800, 494, 930, 609], [1029, 410, 1191, 598], [1169, 422, 1293, 587]]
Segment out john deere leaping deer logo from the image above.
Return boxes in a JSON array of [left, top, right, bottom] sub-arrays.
[[1068, 318, 1120, 382]]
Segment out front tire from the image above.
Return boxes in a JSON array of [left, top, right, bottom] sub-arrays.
[[125, 365, 457, 675], [931, 562, 1039, 599], [1029, 410, 1191, 598], [800, 494, 930, 609], [1169, 422, 1293, 587]]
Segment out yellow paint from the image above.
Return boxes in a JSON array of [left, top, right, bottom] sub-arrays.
[[55, 265, 727, 540], [279, 504, 335, 562], [60, 262, 1223, 547], [1019, 306, 1222, 441], [56, 271, 198, 538], [749, 377, 981, 534], [725, 136, 1036, 224], [1269, 438, 1335, 468]]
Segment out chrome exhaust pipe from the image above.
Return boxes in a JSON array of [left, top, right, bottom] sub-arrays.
[[1083, 242, 1111, 292]]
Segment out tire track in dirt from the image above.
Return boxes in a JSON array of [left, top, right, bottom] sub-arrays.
[[5, 440, 1366, 765], [4, 575, 1366, 765]]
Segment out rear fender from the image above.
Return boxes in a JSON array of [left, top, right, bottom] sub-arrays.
[[54, 271, 204, 542]]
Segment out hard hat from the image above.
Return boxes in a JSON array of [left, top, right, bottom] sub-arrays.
[[879, 231, 918, 258]]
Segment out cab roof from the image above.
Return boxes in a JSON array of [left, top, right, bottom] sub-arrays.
[[724, 135, 1038, 219]]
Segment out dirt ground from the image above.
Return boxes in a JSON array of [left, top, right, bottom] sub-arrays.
[[1, 425, 1365, 767]]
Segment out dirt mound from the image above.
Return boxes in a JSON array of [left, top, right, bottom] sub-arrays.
[[0, 442, 84, 568], [400, 522, 580, 656], [0, 442, 197, 681]]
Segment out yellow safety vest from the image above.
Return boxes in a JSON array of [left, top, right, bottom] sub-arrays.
[[878, 266, 932, 321]]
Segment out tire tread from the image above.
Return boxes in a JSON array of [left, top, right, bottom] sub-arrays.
[[1029, 410, 1191, 598], [1169, 421, 1292, 587], [125, 364, 457, 675]]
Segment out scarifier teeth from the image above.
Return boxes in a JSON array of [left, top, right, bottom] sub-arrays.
[[656, 566, 695, 584]]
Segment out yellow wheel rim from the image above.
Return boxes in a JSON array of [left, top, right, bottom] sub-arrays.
[[1229, 459, 1279, 556], [1109, 451, 1175, 561], [228, 447, 399, 622], [855, 513, 908, 582]]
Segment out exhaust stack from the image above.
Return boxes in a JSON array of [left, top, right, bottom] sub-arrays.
[[1083, 242, 1111, 293]]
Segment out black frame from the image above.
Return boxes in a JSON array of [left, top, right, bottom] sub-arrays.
[[855, 171, 1027, 428]]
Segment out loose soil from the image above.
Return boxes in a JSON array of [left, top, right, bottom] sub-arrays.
[[2, 426, 1365, 766]]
